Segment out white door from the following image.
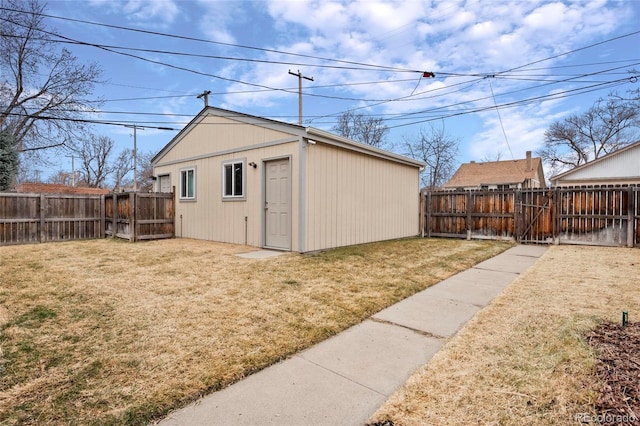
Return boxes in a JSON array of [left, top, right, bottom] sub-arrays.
[[265, 159, 291, 250]]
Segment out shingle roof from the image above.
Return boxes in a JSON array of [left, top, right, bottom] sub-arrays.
[[443, 157, 542, 188], [15, 183, 111, 195]]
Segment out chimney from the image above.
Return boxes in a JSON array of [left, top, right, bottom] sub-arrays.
[[470, 160, 476, 164], [525, 151, 532, 171]]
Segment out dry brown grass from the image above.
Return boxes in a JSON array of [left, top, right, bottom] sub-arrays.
[[369, 245, 640, 426], [0, 237, 509, 425]]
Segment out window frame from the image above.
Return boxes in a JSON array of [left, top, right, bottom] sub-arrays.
[[157, 173, 171, 193], [179, 167, 196, 201], [222, 159, 246, 201]]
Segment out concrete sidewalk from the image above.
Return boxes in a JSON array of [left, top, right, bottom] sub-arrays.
[[158, 245, 547, 426]]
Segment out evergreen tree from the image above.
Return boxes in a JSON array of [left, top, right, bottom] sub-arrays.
[[0, 130, 18, 191]]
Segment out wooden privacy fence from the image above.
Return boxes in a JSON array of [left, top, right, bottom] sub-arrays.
[[0, 191, 174, 246], [105, 192, 174, 241], [0, 193, 104, 245], [421, 186, 640, 247]]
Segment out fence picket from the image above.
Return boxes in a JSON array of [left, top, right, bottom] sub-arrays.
[[422, 186, 638, 247], [1, 191, 174, 246]]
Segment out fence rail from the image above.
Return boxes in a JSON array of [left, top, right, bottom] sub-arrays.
[[105, 192, 174, 242], [422, 186, 639, 247], [0, 191, 174, 246], [0, 193, 104, 245]]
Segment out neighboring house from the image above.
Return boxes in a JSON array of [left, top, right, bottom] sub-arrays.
[[15, 183, 111, 195], [151, 107, 425, 253], [443, 151, 546, 190], [550, 141, 640, 187]]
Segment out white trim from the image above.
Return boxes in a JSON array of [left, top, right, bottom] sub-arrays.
[[154, 137, 299, 168], [262, 156, 292, 251], [157, 173, 171, 193], [152, 107, 425, 171], [298, 136, 306, 253], [179, 167, 196, 201], [221, 159, 246, 201]]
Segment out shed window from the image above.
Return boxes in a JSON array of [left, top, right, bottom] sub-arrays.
[[222, 160, 245, 199], [180, 168, 195, 200], [158, 174, 171, 193]]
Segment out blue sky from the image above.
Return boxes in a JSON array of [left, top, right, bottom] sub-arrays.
[[36, 0, 640, 179]]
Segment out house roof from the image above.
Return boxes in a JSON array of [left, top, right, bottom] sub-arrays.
[[15, 183, 111, 195], [152, 106, 425, 169], [549, 140, 640, 183], [443, 156, 543, 188]]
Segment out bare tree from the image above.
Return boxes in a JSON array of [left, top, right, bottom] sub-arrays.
[[136, 150, 156, 192], [47, 170, 74, 186], [67, 133, 115, 188], [112, 148, 134, 191], [111, 149, 155, 191], [538, 93, 639, 175], [403, 123, 459, 189], [0, 0, 102, 154], [482, 152, 503, 162], [332, 111, 389, 148]]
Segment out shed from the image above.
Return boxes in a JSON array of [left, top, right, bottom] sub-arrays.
[[443, 151, 546, 190], [151, 107, 424, 252], [550, 141, 640, 186]]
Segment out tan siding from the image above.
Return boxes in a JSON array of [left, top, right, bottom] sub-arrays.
[[159, 115, 295, 164], [304, 143, 420, 252], [154, 141, 300, 250]]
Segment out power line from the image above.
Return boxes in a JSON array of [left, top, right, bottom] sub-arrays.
[[0, 6, 423, 74], [487, 77, 517, 162], [3, 5, 639, 138], [496, 29, 640, 75], [386, 76, 636, 129], [8, 73, 635, 130]]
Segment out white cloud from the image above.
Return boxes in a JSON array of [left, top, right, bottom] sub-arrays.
[[89, 0, 180, 26], [196, 0, 243, 45]]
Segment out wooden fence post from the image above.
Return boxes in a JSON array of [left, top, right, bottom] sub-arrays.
[[130, 192, 136, 242], [100, 194, 106, 239], [426, 191, 432, 238], [552, 188, 560, 245], [112, 194, 117, 239], [39, 193, 46, 243], [466, 191, 472, 240], [514, 189, 522, 243], [627, 186, 634, 248], [419, 191, 424, 238]]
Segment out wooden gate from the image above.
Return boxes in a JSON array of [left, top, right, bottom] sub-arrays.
[[518, 189, 554, 244], [105, 192, 174, 242]]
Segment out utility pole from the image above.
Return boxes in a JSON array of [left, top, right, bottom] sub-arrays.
[[125, 125, 142, 192], [65, 155, 76, 187], [288, 70, 313, 125], [197, 90, 212, 108]]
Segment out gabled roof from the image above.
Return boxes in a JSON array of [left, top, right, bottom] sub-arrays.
[[443, 157, 543, 188], [152, 107, 425, 169], [549, 140, 640, 183]]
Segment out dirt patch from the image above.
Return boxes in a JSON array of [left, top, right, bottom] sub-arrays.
[[587, 321, 640, 425]]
